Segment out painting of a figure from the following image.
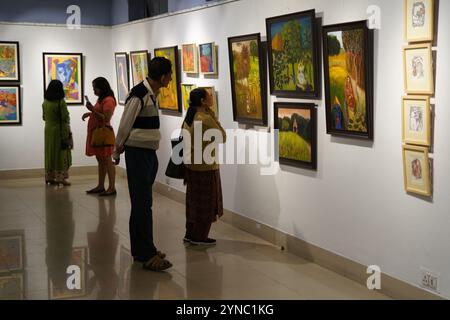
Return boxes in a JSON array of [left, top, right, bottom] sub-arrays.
[[115, 53, 130, 105], [402, 96, 430, 146], [405, 0, 434, 42], [130, 51, 149, 86], [266, 10, 320, 99], [43, 53, 83, 105], [403, 145, 431, 196], [182, 44, 198, 74], [323, 21, 373, 140], [228, 34, 267, 126], [0, 42, 20, 82], [154, 46, 182, 113], [403, 44, 433, 95], [0, 85, 21, 125], [199, 42, 217, 74]]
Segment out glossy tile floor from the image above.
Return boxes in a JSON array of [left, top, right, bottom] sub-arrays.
[[0, 175, 389, 300]]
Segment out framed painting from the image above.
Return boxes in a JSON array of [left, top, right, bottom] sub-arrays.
[[199, 86, 218, 116], [115, 52, 130, 105], [181, 84, 197, 111], [228, 33, 267, 126], [199, 42, 217, 75], [405, 0, 434, 42], [130, 50, 150, 86], [402, 145, 432, 197], [154, 46, 182, 113], [0, 41, 20, 82], [43, 52, 83, 105], [182, 44, 198, 74], [323, 20, 374, 140], [266, 9, 320, 99], [274, 102, 317, 170], [0, 85, 21, 125], [0, 230, 25, 273], [402, 95, 431, 146], [403, 44, 434, 95], [0, 273, 24, 300]]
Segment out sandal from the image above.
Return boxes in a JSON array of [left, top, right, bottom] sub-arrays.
[[143, 255, 172, 272], [134, 251, 166, 262], [86, 187, 106, 194]]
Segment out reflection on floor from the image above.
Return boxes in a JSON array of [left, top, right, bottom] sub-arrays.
[[0, 175, 389, 300]]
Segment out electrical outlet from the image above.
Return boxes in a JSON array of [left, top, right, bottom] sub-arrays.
[[420, 268, 439, 292]]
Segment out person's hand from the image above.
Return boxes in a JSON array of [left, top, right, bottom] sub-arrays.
[[116, 145, 125, 154], [82, 112, 91, 121], [113, 157, 120, 166]]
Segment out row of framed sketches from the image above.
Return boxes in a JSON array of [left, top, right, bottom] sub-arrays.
[[0, 41, 21, 125], [182, 42, 218, 75]]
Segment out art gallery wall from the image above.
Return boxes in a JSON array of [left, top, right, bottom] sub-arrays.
[[111, 0, 450, 297]]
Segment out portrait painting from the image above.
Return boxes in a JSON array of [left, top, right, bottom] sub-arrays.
[[403, 145, 432, 197], [402, 96, 431, 146], [115, 52, 130, 105], [405, 0, 434, 42]]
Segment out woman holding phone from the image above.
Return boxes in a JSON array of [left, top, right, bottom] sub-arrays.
[[82, 77, 117, 196]]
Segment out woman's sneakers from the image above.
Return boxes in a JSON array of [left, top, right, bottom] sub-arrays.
[[189, 238, 217, 246]]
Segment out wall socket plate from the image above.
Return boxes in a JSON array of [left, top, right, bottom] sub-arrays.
[[420, 267, 440, 292]]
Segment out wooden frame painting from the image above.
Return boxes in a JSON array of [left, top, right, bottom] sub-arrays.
[[130, 50, 150, 86], [199, 42, 217, 75], [0, 85, 21, 125], [154, 46, 182, 113], [0, 273, 24, 300], [228, 33, 267, 126], [182, 43, 198, 74], [181, 84, 197, 111], [115, 52, 130, 105], [0, 41, 20, 82], [402, 145, 432, 197], [403, 44, 434, 95], [266, 9, 320, 99], [274, 102, 317, 170], [43, 52, 83, 105], [0, 230, 25, 273], [402, 95, 431, 146], [323, 20, 374, 140], [405, 0, 434, 42], [199, 86, 218, 117]]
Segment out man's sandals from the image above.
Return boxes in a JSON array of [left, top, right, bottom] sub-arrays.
[[143, 254, 172, 272]]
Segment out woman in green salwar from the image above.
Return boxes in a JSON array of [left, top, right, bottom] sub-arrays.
[[42, 80, 72, 186]]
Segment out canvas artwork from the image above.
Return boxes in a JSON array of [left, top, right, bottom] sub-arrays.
[[405, 0, 434, 42], [403, 145, 432, 197], [402, 96, 431, 146], [181, 84, 197, 111], [43, 53, 83, 105], [0, 273, 24, 300], [0, 85, 21, 125], [274, 103, 317, 170], [115, 52, 130, 105], [0, 41, 20, 82], [199, 86, 218, 116], [182, 44, 198, 74], [323, 21, 374, 140], [228, 33, 267, 126], [266, 10, 320, 99], [199, 42, 217, 75], [154, 46, 182, 113], [403, 44, 434, 95], [0, 231, 24, 273], [130, 51, 150, 86]]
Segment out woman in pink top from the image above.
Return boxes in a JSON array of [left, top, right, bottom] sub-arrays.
[[82, 77, 117, 196]]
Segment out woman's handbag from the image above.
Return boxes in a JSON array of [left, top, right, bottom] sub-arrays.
[[59, 100, 73, 150], [91, 125, 115, 148], [165, 125, 185, 180]]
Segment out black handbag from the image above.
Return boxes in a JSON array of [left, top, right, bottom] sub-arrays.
[[165, 124, 185, 180], [59, 100, 73, 150]]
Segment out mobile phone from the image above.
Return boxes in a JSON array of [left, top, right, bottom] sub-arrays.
[[85, 95, 90, 104]]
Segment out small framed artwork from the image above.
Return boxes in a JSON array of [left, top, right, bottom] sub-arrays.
[[403, 44, 434, 95], [43, 52, 84, 105], [274, 102, 317, 170], [266, 9, 321, 99], [0, 273, 24, 300], [0, 230, 25, 273], [114, 52, 130, 105], [228, 33, 267, 126], [182, 44, 198, 74], [402, 145, 432, 197], [181, 84, 197, 111], [322, 20, 374, 140], [199, 86, 218, 116], [0, 41, 20, 82], [130, 50, 150, 86], [0, 85, 21, 125], [199, 42, 217, 75], [405, 0, 434, 42], [154, 46, 182, 113], [402, 95, 431, 146]]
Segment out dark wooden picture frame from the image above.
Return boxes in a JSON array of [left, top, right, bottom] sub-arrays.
[[0, 84, 22, 126], [228, 33, 267, 126], [0, 41, 20, 83], [266, 9, 321, 99], [130, 50, 150, 87], [114, 52, 130, 105], [274, 102, 317, 170], [322, 20, 374, 140]]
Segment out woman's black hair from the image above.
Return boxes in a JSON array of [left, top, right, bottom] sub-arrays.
[[93, 77, 116, 102], [44, 80, 65, 101], [184, 88, 207, 126]]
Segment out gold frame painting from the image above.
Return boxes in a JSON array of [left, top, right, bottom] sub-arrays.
[[199, 86, 218, 117], [199, 42, 217, 75], [403, 44, 434, 95], [182, 43, 198, 74], [181, 84, 197, 111], [402, 95, 431, 146], [402, 145, 432, 197], [130, 50, 150, 86], [405, 0, 434, 43]]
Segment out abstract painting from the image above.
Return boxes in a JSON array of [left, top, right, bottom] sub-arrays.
[[199, 42, 217, 75], [199, 86, 218, 117], [323, 21, 374, 140], [403, 44, 434, 95], [154, 46, 182, 113], [274, 102, 317, 170], [130, 51, 150, 86], [115, 52, 130, 105], [182, 44, 198, 74], [402, 96, 431, 146], [0, 41, 20, 82], [266, 10, 320, 99], [43, 52, 83, 105], [403, 145, 432, 197], [405, 0, 434, 42], [228, 33, 267, 126], [181, 84, 196, 111], [0, 85, 21, 125]]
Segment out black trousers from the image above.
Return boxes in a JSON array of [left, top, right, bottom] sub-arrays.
[[125, 146, 158, 261]]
